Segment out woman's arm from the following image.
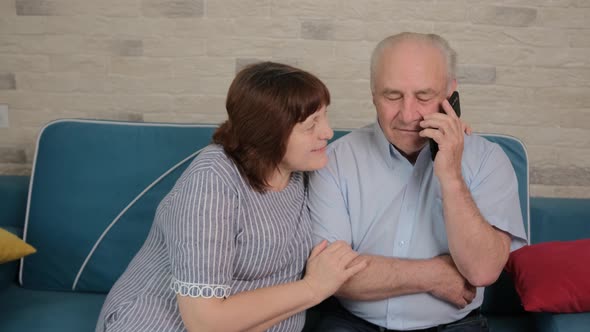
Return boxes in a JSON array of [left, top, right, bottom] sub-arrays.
[[178, 240, 366, 332]]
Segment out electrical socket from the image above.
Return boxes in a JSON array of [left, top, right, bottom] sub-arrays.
[[0, 104, 9, 128]]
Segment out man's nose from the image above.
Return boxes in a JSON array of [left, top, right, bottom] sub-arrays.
[[400, 97, 422, 123]]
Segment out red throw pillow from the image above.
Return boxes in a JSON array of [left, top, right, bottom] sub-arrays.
[[505, 239, 590, 313]]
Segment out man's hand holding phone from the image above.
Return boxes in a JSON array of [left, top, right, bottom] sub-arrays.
[[420, 91, 470, 182]]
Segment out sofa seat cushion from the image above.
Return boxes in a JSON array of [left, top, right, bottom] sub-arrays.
[[0, 283, 106, 332], [534, 312, 590, 332]]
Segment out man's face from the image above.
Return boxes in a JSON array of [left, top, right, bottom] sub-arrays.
[[372, 40, 455, 158]]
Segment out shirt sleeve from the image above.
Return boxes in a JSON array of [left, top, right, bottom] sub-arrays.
[[308, 157, 353, 246], [469, 144, 528, 251], [161, 170, 238, 298]]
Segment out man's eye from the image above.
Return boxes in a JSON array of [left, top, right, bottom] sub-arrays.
[[385, 95, 401, 101]]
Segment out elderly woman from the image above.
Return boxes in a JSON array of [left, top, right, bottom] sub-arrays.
[[96, 62, 365, 332]]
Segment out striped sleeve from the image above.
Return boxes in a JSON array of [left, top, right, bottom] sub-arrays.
[[162, 170, 238, 299]]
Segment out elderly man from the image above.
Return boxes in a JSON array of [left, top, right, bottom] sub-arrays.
[[308, 32, 527, 332]]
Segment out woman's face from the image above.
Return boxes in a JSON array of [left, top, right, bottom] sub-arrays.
[[279, 106, 334, 173]]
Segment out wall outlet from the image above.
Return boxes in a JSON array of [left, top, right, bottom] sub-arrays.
[[0, 104, 9, 128]]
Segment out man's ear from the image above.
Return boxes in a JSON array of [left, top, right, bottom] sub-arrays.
[[449, 79, 458, 96]]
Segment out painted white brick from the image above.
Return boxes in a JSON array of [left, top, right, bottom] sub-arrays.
[[207, 0, 270, 17], [0, 164, 32, 176], [0, 0, 16, 14], [0, 147, 27, 163], [299, 59, 368, 80], [301, 20, 366, 41], [569, 30, 590, 48], [0, 73, 17, 90], [17, 73, 80, 92], [141, 0, 203, 18], [531, 166, 590, 186], [172, 57, 235, 77], [35, 17, 176, 37], [458, 85, 533, 107], [324, 79, 371, 101], [173, 95, 226, 114], [467, 106, 590, 130], [531, 185, 590, 199], [171, 18, 236, 38], [0, 35, 86, 55], [13, 108, 88, 127], [329, 99, 375, 128], [468, 5, 537, 27], [110, 94, 173, 113], [110, 57, 172, 77], [496, 67, 590, 87], [365, 21, 434, 43], [533, 48, 590, 68], [537, 8, 590, 28], [169, 76, 232, 95], [454, 42, 535, 66], [436, 23, 569, 48], [232, 18, 299, 39], [533, 87, 590, 108], [16, 0, 55, 16], [50, 55, 107, 73], [333, 41, 374, 62], [16, 0, 141, 17], [526, 146, 590, 170], [271, 0, 367, 20], [271, 40, 334, 58], [363, 1, 467, 22], [457, 65, 496, 84], [207, 38, 279, 57]]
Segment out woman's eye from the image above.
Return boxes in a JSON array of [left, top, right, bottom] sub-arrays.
[[307, 123, 316, 131]]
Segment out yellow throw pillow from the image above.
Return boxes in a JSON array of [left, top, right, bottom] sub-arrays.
[[0, 227, 36, 264]]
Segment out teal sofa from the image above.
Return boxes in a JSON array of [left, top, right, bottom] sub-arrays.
[[0, 119, 588, 331]]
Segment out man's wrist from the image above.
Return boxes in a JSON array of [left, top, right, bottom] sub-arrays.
[[438, 175, 465, 194]]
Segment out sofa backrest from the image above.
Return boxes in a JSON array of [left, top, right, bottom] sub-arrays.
[[20, 120, 217, 292], [20, 120, 529, 297]]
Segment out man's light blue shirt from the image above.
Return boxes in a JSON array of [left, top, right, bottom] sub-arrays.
[[308, 122, 527, 330]]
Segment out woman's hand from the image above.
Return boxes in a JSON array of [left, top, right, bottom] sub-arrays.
[[302, 240, 367, 302]]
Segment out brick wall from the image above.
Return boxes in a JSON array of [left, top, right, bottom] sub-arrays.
[[0, 0, 589, 197]]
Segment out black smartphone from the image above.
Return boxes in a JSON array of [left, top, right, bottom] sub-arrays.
[[430, 90, 461, 161]]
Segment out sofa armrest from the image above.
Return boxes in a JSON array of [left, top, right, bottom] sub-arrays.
[[0, 226, 24, 289], [0, 176, 29, 290], [0, 175, 29, 229], [530, 197, 590, 244]]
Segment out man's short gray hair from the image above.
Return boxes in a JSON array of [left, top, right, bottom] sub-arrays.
[[370, 32, 457, 93]]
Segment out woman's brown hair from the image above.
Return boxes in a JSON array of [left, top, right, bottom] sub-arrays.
[[213, 62, 330, 192]]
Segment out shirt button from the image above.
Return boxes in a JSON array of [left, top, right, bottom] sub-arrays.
[[399, 241, 406, 247]]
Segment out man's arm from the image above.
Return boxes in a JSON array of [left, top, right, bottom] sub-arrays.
[[335, 254, 476, 308], [421, 100, 521, 287], [440, 178, 511, 287], [308, 146, 475, 307]]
